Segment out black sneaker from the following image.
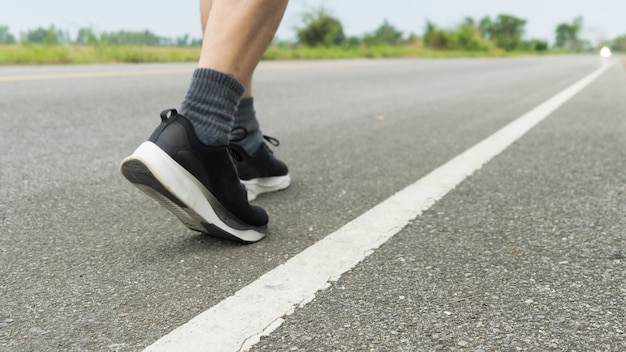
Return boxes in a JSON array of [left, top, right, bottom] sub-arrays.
[[230, 135, 291, 201], [120, 109, 268, 243]]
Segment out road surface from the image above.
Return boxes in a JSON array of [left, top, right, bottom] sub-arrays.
[[1, 56, 624, 351]]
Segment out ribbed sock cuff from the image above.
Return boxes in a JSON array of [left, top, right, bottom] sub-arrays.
[[179, 68, 245, 146], [233, 97, 264, 154]]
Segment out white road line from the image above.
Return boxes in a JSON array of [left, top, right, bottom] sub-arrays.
[[144, 60, 614, 352]]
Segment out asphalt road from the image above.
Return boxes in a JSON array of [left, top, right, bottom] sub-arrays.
[[1, 56, 624, 351]]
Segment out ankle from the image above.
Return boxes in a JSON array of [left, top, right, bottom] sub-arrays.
[[233, 96, 264, 154], [179, 68, 244, 146], [232, 129, 264, 155]]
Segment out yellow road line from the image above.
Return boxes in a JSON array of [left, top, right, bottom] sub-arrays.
[[0, 68, 192, 82], [0, 60, 381, 82]]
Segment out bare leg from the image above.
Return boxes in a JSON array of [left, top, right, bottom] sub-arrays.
[[199, 0, 211, 30], [199, 0, 286, 97], [200, 0, 254, 97]]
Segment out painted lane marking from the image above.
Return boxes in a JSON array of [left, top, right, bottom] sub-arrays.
[[144, 60, 614, 352], [0, 69, 192, 81], [0, 60, 379, 82]]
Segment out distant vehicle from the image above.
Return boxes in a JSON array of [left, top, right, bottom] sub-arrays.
[[600, 46, 612, 58]]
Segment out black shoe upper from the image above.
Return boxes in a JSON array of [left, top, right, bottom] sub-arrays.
[[230, 137, 289, 181], [149, 109, 268, 227]]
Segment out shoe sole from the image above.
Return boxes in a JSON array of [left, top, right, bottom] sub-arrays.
[[120, 142, 267, 243], [242, 175, 291, 201]]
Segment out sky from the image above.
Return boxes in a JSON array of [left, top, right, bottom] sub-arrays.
[[2, 0, 625, 45]]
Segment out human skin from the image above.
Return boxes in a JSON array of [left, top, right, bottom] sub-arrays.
[[198, 0, 289, 97]]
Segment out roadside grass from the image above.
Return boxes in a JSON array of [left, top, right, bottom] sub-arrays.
[[263, 45, 511, 59], [0, 44, 593, 65], [0, 45, 201, 65]]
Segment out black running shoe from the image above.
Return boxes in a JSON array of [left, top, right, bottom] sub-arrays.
[[230, 135, 291, 201], [120, 109, 268, 243]]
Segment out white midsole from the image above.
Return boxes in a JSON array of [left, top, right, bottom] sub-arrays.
[[242, 175, 291, 201], [123, 141, 265, 242]]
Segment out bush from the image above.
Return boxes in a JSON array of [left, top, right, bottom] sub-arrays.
[[295, 7, 345, 47], [424, 20, 494, 51]]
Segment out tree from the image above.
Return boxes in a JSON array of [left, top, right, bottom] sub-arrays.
[[520, 39, 549, 51], [76, 28, 99, 45], [611, 34, 626, 52], [0, 26, 16, 44], [343, 36, 361, 48], [454, 18, 494, 51], [423, 20, 493, 51], [176, 34, 190, 47], [405, 33, 421, 46], [491, 14, 527, 50], [22, 26, 69, 45], [363, 19, 403, 46], [99, 30, 160, 46], [478, 16, 493, 40], [555, 17, 584, 50], [423, 20, 452, 49], [482, 14, 557, 52], [295, 7, 345, 46], [482, 14, 527, 51]]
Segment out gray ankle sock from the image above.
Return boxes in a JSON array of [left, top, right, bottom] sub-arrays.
[[179, 68, 244, 146], [232, 97, 264, 154]]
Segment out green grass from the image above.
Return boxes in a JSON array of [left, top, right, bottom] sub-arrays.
[[0, 43, 575, 65], [0, 44, 201, 65], [263, 45, 509, 60]]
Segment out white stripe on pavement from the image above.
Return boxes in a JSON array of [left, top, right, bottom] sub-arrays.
[[144, 60, 615, 352]]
